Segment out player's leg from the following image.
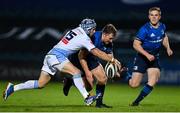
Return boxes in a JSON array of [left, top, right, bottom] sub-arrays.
[[129, 72, 143, 88], [55, 61, 96, 105], [130, 54, 148, 106], [147, 68, 160, 86], [131, 58, 160, 106], [3, 55, 53, 101], [82, 76, 94, 95], [63, 52, 94, 96], [131, 68, 160, 106], [91, 64, 111, 108], [63, 77, 74, 96], [129, 72, 144, 106], [63, 74, 93, 96], [3, 71, 51, 100]]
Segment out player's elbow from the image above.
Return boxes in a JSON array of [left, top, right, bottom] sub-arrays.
[[133, 42, 138, 50], [90, 48, 99, 56]]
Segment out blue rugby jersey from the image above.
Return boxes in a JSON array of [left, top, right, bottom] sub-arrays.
[[86, 31, 113, 65], [136, 22, 166, 56], [92, 31, 113, 54]]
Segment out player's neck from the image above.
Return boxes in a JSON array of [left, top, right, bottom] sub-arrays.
[[150, 22, 159, 29]]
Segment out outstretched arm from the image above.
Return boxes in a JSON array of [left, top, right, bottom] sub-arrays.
[[90, 48, 122, 70]]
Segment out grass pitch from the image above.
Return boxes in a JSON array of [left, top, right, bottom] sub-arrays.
[[0, 81, 180, 112]]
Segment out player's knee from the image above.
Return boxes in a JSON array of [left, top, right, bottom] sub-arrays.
[[97, 76, 107, 85], [72, 69, 81, 76], [147, 81, 157, 87], [129, 81, 140, 88]]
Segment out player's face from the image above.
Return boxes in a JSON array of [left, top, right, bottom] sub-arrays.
[[149, 10, 161, 26], [103, 33, 114, 44], [89, 28, 96, 37]]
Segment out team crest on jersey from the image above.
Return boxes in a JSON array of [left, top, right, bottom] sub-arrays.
[[103, 47, 107, 51]]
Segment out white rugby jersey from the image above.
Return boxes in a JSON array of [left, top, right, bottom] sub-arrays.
[[52, 27, 95, 56]]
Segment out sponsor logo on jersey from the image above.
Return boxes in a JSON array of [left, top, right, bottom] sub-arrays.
[[133, 66, 138, 70], [150, 33, 155, 37]]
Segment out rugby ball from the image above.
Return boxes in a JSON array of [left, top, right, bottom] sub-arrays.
[[104, 62, 118, 78]]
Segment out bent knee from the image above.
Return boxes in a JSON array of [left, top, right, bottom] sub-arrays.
[[129, 81, 140, 88], [98, 76, 107, 85]]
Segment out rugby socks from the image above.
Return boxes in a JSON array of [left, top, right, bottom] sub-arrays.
[[72, 73, 89, 99], [96, 84, 105, 105], [133, 84, 153, 104], [14, 80, 39, 91]]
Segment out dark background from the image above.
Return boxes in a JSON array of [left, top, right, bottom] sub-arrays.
[[0, 0, 180, 85]]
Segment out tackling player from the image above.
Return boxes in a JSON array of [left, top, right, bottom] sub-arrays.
[[3, 19, 121, 106], [63, 24, 120, 108]]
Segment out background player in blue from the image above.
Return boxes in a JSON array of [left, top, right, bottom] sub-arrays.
[[128, 7, 173, 106], [63, 24, 120, 108]]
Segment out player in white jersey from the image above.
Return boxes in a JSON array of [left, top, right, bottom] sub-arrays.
[[3, 18, 122, 106]]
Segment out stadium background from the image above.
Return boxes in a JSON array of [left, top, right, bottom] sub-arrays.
[[0, 0, 179, 85], [0, 0, 180, 112]]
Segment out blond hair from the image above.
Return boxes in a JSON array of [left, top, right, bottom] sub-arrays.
[[149, 7, 161, 15]]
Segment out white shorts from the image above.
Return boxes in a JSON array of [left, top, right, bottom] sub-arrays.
[[41, 54, 69, 75]]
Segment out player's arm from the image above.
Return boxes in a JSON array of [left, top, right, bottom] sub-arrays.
[[83, 37, 121, 70], [78, 49, 91, 73], [133, 39, 155, 61], [78, 49, 93, 87], [107, 53, 113, 57], [90, 48, 121, 70], [162, 34, 173, 56]]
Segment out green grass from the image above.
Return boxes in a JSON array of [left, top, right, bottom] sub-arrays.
[[0, 81, 180, 112]]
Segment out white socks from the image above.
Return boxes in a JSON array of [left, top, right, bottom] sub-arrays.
[[73, 74, 89, 99], [14, 80, 39, 91]]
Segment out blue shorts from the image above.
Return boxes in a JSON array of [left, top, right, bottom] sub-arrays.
[[69, 52, 99, 73], [133, 53, 161, 73]]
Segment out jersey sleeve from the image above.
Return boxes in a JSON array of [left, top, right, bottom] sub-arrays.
[[82, 36, 96, 51], [136, 26, 146, 42], [162, 23, 166, 38]]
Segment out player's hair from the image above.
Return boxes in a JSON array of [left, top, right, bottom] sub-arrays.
[[102, 24, 117, 37], [149, 7, 161, 15], [79, 18, 96, 34]]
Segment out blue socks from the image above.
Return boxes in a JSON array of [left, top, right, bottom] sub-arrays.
[[96, 84, 105, 105], [133, 84, 153, 104]]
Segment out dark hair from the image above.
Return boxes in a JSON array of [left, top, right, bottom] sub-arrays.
[[102, 24, 117, 37]]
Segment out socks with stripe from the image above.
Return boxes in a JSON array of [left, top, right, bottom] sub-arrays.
[[133, 84, 153, 104]]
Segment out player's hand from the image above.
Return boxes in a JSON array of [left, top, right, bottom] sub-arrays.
[[114, 59, 122, 75], [167, 48, 173, 56], [116, 66, 127, 78], [146, 54, 155, 61]]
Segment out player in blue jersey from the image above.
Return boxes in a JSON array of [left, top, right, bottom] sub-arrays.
[[3, 19, 122, 106], [63, 24, 120, 108], [128, 7, 173, 106]]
